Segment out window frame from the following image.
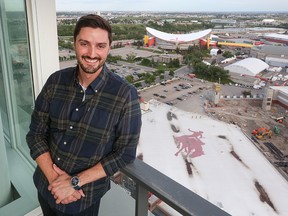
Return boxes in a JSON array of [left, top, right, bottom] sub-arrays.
[[0, 0, 59, 215]]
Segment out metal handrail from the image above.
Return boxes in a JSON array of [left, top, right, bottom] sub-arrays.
[[122, 159, 231, 216]]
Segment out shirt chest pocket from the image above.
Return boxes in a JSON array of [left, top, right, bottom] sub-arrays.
[[77, 106, 121, 143]]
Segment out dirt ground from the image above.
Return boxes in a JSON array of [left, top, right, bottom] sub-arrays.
[[206, 99, 288, 178]]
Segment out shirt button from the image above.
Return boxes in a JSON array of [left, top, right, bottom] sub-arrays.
[[76, 108, 79, 111], [64, 141, 67, 145], [70, 126, 73, 129], [57, 158, 61, 161]]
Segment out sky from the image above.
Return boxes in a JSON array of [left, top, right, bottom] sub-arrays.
[[137, 99, 288, 216], [56, 0, 288, 12]]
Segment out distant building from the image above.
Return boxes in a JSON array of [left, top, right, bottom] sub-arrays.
[[145, 27, 212, 50], [224, 58, 269, 85], [265, 57, 288, 68], [210, 19, 237, 24], [251, 45, 288, 67], [158, 54, 183, 64], [262, 33, 288, 44], [262, 19, 276, 25], [270, 86, 288, 109], [252, 44, 288, 57], [250, 45, 288, 68], [210, 48, 222, 56]]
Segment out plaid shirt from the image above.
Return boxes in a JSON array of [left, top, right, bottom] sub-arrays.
[[26, 65, 142, 214]]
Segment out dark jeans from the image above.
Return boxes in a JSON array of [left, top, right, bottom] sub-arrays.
[[38, 192, 100, 216]]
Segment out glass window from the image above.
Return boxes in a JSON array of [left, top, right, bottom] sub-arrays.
[[0, 0, 35, 164], [0, 47, 10, 137], [0, 0, 39, 214]]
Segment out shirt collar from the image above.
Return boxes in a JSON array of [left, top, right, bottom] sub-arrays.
[[73, 64, 109, 93]]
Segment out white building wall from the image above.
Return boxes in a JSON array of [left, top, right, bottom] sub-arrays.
[[26, 0, 59, 97], [265, 56, 288, 67]]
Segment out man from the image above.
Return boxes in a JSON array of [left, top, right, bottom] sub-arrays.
[[26, 14, 142, 216]]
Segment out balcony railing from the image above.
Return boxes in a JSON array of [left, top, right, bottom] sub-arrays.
[[122, 159, 231, 216], [24, 158, 232, 216]]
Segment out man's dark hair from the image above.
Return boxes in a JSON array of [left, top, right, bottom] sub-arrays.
[[74, 14, 112, 45]]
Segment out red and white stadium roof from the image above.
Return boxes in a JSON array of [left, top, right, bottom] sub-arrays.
[[146, 27, 212, 44]]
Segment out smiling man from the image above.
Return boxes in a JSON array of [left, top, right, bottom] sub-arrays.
[[26, 14, 142, 216]]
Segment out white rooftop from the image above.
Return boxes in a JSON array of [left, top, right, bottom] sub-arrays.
[[137, 99, 288, 216], [264, 33, 288, 41], [146, 27, 212, 44], [270, 86, 288, 95], [224, 58, 269, 76]]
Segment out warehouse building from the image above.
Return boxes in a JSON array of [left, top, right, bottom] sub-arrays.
[[224, 58, 269, 85], [251, 44, 288, 59], [262, 33, 288, 44], [265, 56, 288, 68]]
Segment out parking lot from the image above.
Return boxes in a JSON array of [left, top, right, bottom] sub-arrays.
[[109, 46, 160, 59], [139, 78, 213, 113], [138, 75, 266, 114]]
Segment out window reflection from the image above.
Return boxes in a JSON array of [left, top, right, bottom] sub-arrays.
[[1, 0, 35, 161], [0, 49, 10, 138]]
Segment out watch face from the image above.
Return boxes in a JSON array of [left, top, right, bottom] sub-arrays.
[[71, 176, 80, 186]]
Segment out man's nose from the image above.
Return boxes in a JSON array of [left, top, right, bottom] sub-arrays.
[[87, 47, 98, 58]]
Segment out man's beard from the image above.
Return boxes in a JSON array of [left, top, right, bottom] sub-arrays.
[[77, 56, 105, 74]]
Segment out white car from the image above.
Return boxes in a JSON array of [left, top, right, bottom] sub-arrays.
[[253, 85, 261, 89]]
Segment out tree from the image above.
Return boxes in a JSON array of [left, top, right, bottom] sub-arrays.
[[112, 24, 146, 40], [107, 54, 122, 63], [169, 70, 175, 77], [168, 59, 180, 68], [134, 82, 142, 88], [125, 75, 134, 83], [140, 58, 151, 67], [223, 51, 234, 58], [126, 52, 136, 62], [155, 68, 165, 75], [144, 73, 156, 85], [58, 25, 75, 36]]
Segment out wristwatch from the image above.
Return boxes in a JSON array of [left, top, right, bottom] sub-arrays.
[[71, 176, 81, 190]]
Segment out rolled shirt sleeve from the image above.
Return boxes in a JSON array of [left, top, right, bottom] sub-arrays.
[[100, 86, 142, 176]]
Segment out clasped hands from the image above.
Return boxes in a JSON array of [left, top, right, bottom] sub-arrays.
[[48, 164, 85, 205]]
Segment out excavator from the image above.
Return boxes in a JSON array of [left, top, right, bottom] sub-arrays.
[[251, 127, 273, 139]]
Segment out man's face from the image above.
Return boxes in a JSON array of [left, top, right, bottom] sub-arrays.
[[74, 27, 110, 74]]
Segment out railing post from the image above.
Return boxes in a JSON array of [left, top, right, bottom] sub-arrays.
[[135, 183, 148, 216]]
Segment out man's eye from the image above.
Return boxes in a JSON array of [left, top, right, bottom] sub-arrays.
[[80, 43, 87, 46], [98, 44, 106, 49]]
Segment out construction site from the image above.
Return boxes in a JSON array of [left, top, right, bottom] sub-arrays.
[[206, 97, 288, 179]]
